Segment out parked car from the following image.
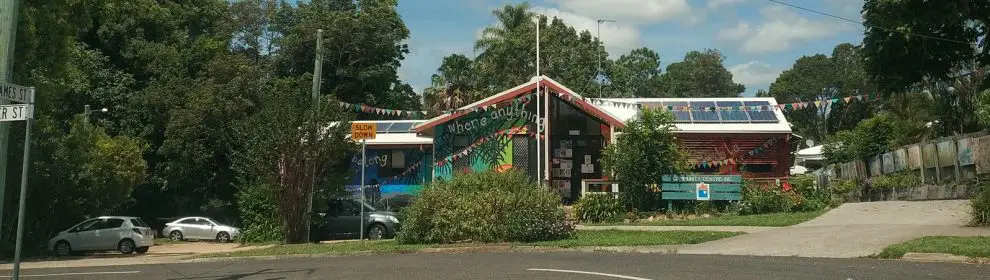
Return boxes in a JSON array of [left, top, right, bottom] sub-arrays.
[[48, 216, 154, 256], [162, 217, 241, 243], [314, 198, 399, 241]]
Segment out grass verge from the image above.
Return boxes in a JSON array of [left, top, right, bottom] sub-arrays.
[[877, 236, 990, 259], [196, 230, 742, 259], [599, 210, 827, 227]]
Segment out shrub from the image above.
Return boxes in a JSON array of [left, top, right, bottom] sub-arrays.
[[737, 181, 794, 215], [601, 108, 687, 210], [236, 182, 284, 243], [969, 176, 990, 226], [574, 194, 625, 223], [870, 172, 921, 189], [396, 170, 574, 244]]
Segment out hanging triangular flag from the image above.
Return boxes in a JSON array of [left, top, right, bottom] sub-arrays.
[[844, 96, 852, 103]]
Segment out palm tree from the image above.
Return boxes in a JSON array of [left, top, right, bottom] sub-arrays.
[[423, 54, 482, 116]]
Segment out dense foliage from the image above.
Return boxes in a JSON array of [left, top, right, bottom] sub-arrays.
[[737, 176, 831, 215], [0, 0, 413, 250], [396, 171, 574, 244], [970, 176, 990, 226], [574, 194, 624, 223], [601, 108, 686, 210]]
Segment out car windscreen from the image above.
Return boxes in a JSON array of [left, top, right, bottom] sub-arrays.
[[130, 218, 149, 227]]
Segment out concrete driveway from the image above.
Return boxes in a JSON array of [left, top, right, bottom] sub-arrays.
[[0, 242, 270, 270], [673, 200, 990, 258]]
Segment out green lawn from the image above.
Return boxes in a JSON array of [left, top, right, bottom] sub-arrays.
[[602, 210, 828, 227], [197, 230, 742, 258], [877, 236, 990, 259]]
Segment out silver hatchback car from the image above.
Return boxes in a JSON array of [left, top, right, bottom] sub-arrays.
[[49, 216, 154, 256], [162, 217, 241, 243]]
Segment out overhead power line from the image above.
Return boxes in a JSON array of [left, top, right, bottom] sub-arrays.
[[766, 0, 972, 45]]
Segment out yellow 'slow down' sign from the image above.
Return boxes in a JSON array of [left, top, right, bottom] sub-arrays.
[[351, 123, 376, 140]]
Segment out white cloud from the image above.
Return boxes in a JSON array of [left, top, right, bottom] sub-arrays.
[[546, 0, 694, 25], [716, 5, 853, 54], [728, 61, 783, 88], [708, 0, 747, 9], [531, 7, 643, 55], [716, 21, 751, 41]]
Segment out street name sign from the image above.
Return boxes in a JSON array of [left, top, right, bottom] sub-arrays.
[[0, 82, 34, 104], [0, 104, 32, 122]]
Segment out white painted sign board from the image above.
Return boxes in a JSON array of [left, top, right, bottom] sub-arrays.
[[0, 83, 34, 104], [0, 105, 33, 122]]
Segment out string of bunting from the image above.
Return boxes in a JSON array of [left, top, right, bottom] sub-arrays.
[[366, 161, 423, 189], [435, 126, 540, 167], [687, 138, 778, 169], [577, 93, 879, 112], [336, 101, 427, 118]]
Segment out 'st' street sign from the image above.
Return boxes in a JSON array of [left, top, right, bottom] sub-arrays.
[[0, 82, 34, 104], [0, 105, 32, 122]]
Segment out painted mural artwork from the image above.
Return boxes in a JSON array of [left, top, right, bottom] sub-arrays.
[[957, 138, 974, 166], [434, 100, 537, 179], [345, 148, 431, 210]]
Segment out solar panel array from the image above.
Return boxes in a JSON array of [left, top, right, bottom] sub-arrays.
[[641, 100, 781, 124], [370, 122, 420, 133]]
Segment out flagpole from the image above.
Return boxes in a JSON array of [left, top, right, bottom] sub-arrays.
[[535, 16, 543, 187]]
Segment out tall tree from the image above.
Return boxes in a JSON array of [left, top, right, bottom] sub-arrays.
[[862, 0, 990, 92], [768, 44, 875, 144], [272, 0, 411, 106], [659, 49, 744, 97], [610, 47, 663, 98], [423, 54, 482, 116], [471, 4, 608, 96]]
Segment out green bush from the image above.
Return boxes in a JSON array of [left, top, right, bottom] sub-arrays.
[[870, 172, 921, 189], [396, 170, 574, 244], [737, 182, 795, 215], [574, 194, 625, 223], [236, 182, 284, 243], [969, 177, 990, 226]]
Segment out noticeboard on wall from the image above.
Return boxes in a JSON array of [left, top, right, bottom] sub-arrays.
[[937, 140, 956, 167], [957, 138, 974, 166], [976, 136, 990, 174]]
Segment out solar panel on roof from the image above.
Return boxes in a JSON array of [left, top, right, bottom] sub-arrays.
[[388, 122, 415, 132], [716, 101, 749, 122], [660, 101, 691, 122], [743, 101, 778, 123], [375, 122, 394, 132], [689, 101, 720, 122]]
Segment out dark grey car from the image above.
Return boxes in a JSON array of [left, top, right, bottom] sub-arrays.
[[314, 199, 399, 241]]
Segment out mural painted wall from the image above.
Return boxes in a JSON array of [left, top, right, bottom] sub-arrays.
[[433, 99, 538, 180], [345, 148, 432, 209]]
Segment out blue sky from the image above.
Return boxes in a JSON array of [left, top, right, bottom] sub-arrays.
[[396, 0, 867, 96]]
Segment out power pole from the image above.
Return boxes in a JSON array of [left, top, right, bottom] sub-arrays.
[[0, 0, 22, 244], [596, 19, 614, 98], [305, 29, 323, 243]]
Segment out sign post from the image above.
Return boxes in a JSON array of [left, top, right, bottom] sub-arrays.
[[350, 123, 376, 243], [4, 84, 34, 280]]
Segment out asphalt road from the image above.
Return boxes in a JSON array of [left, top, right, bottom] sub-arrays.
[[3, 252, 989, 280]]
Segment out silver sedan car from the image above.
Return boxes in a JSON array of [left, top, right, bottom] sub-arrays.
[[161, 217, 241, 243]]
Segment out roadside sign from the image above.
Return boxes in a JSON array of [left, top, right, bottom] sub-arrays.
[[0, 105, 32, 122], [696, 182, 710, 201], [0, 82, 34, 104], [351, 123, 376, 140]]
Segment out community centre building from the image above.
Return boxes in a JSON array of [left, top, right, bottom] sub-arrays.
[[346, 76, 792, 205]]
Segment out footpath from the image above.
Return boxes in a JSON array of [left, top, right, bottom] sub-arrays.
[[591, 200, 990, 258], [0, 242, 271, 270]]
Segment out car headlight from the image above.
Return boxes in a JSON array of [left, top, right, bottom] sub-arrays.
[[387, 216, 399, 223]]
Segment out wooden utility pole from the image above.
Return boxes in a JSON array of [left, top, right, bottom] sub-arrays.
[[304, 29, 324, 243], [0, 0, 22, 245]]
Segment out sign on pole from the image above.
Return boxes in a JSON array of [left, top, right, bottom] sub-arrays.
[[0, 104, 32, 122], [0, 82, 35, 104], [351, 123, 376, 140]]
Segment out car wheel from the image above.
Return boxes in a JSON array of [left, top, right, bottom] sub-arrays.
[[135, 246, 149, 254], [54, 240, 72, 257], [366, 224, 386, 240], [216, 232, 231, 243], [169, 230, 183, 241], [118, 239, 136, 254]]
